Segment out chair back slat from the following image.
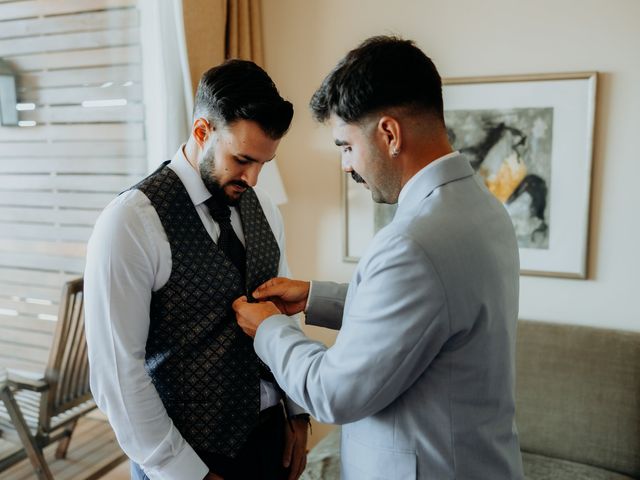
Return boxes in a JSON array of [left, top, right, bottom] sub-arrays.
[[70, 318, 90, 399], [57, 293, 83, 405], [44, 278, 91, 419], [69, 294, 88, 400]]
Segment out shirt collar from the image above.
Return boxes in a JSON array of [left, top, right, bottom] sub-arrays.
[[167, 145, 212, 207], [397, 151, 461, 206]]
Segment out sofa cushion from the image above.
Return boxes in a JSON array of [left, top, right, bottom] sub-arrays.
[[300, 430, 639, 480], [523, 452, 635, 480], [516, 321, 640, 478]]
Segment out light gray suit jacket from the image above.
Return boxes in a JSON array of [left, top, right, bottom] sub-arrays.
[[254, 154, 524, 479]]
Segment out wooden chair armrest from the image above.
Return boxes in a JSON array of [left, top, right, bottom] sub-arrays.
[[7, 374, 48, 392]]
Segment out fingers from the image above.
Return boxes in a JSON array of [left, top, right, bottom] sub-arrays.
[[233, 298, 282, 338], [287, 456, 297, 480], [204, 472, 224, 480], [233, 296, 253, 337], [282, 425, 295, 468], [287, 445, 307, 480], [253, 277, 288, 300], [231, 295, 248, 311]]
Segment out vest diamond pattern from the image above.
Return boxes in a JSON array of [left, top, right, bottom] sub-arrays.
[[135, 165, 280, 457]]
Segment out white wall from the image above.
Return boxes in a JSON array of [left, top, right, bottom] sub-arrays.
[[262, 0, 640, 334]]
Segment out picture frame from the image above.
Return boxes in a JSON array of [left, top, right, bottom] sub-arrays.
[[343, 72, 598, 278]]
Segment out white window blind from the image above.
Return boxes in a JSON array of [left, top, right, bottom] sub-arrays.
[[0, 0, 147, 373]]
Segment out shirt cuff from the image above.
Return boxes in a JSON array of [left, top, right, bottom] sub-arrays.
[[284, 395, 307, 417], [304, 281, 313, 313], [143, 444, 209, 480]]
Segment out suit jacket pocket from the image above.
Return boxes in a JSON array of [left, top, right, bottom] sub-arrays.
[[342, 434, 417, 480]]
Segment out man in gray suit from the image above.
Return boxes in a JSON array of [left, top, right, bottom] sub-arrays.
[[233, 36, 524, 479]]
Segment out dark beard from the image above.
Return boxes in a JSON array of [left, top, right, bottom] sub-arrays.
[[199, 162, 248, 206], [351, 170, 365, 184]]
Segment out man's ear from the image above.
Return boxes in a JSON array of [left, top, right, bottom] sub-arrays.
[[192, 117, 211, 148], [377, 115, 402, 157]]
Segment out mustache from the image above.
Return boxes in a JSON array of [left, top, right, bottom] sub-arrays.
[[225, 180, 249, 190], [351, 171, 365, 184]]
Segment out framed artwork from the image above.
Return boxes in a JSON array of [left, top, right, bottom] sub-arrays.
[[344, 72, 598, 278]]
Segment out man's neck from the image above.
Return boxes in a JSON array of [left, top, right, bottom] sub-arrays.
[[400, 143, 454, 188], [183, 138, 201, 172]]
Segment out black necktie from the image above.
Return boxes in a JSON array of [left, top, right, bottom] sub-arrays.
[[205, 196, 246, 278], [205, 194, 277, 383]]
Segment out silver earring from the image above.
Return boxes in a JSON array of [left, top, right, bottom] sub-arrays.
[[391, 148, 400, 158]]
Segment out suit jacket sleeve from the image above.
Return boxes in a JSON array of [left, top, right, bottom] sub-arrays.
[[253, 232, 449, 425], [305, 281, 348, 331]]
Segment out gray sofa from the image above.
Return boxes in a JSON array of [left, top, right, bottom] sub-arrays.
[[301, 320, 640, 479]]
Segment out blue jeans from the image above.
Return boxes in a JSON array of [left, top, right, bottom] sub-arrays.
[[130, 461, 149, 480]]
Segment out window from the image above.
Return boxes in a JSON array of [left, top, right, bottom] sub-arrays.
[[0, 0, 146, 372]]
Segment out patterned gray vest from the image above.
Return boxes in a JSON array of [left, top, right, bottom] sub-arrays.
[[135, 164, 280, 457]]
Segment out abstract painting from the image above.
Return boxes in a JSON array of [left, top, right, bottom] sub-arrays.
[[446, 106, 553, 249]]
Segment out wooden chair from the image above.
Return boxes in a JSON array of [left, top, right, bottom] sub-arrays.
[[0, 278, 96, 479]]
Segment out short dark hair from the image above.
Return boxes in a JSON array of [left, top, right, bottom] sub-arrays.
[[310, 36, 444, 124], [194, 59, 294, 139]]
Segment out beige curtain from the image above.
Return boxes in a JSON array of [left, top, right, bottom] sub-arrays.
[[182, 0, 264, 95]]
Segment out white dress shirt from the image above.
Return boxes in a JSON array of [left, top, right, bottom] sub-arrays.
[[85, 147, 297, 480]]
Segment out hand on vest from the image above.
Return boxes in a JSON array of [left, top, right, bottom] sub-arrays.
[[252, 277, 311, 316], [282, 417, 309, 480], [232, 295, 282, 338]]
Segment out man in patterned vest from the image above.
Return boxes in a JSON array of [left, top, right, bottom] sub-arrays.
[[85, 60, 309, 480]]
